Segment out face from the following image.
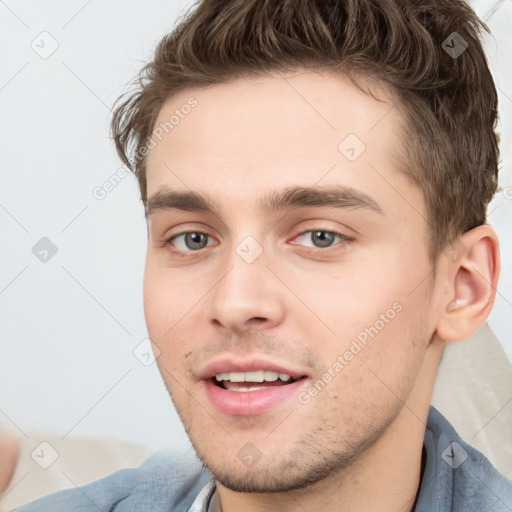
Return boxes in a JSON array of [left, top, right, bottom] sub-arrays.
[[143, 69, 437, 492]]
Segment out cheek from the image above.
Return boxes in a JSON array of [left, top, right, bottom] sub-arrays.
[[289, 261, 404, 341], [294, 255, 431, 374], [143, 267, 186, 360], [143, 267, 168, 339], [143, 261, 210, 379], [144, 259, 195, 329]]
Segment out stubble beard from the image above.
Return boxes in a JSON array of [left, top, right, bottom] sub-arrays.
[[180, 403, 402, 493]]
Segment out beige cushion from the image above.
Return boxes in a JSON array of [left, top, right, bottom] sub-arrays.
[[0, 433, 150, 511], [432, 323, 512, 479]]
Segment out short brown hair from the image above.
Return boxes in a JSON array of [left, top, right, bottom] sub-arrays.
[[111, 0, 499, 263]]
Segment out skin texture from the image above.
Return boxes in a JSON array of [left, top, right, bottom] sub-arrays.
[[0, 432, 20, 496], [143, 69, 499, 512]]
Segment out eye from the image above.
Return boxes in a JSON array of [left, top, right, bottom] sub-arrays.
[[166, 232, 216, 253], [164, 228, 350, 257], [294, 229, 350, 250]]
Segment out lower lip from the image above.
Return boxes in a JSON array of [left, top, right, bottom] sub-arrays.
[[203, 378, 307, 416]]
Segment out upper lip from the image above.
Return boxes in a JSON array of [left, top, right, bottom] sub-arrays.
[[198, 355, 310, 380]]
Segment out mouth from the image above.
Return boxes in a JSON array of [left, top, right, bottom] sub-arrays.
[[200, 360, 309, 416], [213, 370, 300, 392]]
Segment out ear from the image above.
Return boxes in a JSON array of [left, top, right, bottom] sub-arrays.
[[435, 224, 500, 342]]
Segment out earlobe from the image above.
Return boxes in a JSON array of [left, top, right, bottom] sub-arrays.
[[435, 224, 500, 342]]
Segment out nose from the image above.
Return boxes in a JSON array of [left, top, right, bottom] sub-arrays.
[[207, 244, 285, 334]]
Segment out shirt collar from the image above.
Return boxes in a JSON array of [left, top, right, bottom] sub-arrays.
[[187, 479, 216, 512]]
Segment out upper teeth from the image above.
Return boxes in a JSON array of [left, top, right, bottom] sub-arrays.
[[215, 371, 291, 382]]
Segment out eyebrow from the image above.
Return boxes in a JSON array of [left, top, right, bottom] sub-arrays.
[[145, 185, 384, 218]]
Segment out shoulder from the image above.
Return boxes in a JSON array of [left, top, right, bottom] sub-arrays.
[[416, 406, 512, 511], [14, 448, 212, 512]]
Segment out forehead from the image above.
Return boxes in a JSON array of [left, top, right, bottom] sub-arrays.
[[145, 69, 410, 214]]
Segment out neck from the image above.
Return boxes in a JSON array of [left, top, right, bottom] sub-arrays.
[[215, 337, 445, 512]]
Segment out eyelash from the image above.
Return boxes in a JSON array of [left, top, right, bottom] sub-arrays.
[[164, 229, 352, 258]]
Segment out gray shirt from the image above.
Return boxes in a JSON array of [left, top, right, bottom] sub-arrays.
[[15, 407, 512, 511]]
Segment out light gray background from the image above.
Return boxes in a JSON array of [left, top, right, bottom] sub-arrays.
[[1, 0, 511, 453]]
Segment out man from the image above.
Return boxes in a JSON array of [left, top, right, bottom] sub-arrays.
[[15, 0, 512, 510]]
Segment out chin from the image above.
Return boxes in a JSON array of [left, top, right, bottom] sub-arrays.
[[192, 441, 359, 493]]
